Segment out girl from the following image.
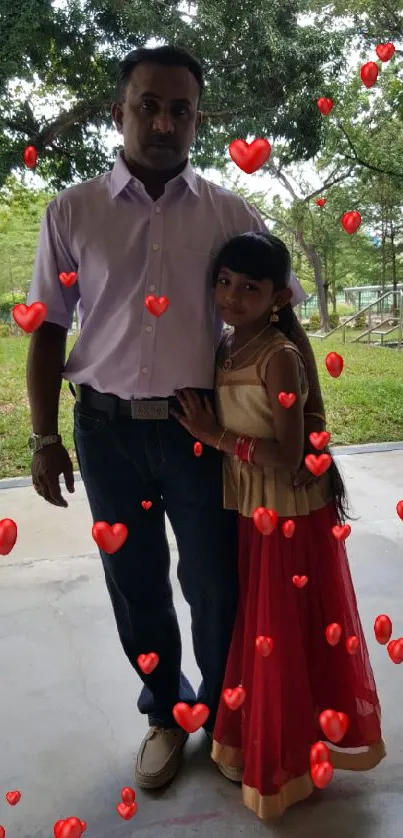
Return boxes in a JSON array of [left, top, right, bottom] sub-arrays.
[[171, 232, 385, 821]]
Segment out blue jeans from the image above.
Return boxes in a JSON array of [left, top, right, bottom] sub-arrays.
[[73, 394, 238, 730]]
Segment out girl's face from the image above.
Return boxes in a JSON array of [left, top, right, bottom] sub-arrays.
[[215, 266, 282, 328]]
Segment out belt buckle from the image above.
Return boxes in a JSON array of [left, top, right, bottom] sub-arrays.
[[130, 399, 169, 420]]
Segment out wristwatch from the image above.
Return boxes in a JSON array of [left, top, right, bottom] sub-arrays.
[[28, 433, 62, 453]]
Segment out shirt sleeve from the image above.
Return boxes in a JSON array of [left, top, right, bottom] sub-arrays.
[[27, 201, 80, 329], [241, 201, 309, 306]]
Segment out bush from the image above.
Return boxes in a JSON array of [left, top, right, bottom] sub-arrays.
[[355, 312, 366, 329], [309, 312, 321, 331], [329, 312, 340, 329], [0, 324, 11, 337], [0, 291, 26, 324], [337, 303, 355, 318]]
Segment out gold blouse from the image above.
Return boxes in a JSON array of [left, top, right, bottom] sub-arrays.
[[215, 328, 332, 518]]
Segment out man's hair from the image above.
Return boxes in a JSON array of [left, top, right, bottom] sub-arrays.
[[114, 45, 204, 105]]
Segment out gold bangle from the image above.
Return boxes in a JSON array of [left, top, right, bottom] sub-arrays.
[[216, 428, 228, 450], [305, 412, 326, 424]]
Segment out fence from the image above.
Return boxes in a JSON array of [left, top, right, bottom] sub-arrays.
[[300, 284, 403, 320]]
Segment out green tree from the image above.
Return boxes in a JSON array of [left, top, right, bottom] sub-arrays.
[[0, 0, 348, 190]]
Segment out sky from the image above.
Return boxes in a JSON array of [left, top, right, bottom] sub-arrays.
[[11, 2, 394, 211]]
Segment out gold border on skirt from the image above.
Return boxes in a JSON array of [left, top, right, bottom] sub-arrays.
[[211, 738, 386, 821]]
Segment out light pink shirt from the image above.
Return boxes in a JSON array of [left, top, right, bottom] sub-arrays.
[[28, 150, 307, 398]]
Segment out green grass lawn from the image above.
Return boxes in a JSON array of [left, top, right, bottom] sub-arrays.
[[1, 331, 403, 480]]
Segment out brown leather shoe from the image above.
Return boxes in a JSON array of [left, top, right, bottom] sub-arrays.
[[135, 727, 189, 789]]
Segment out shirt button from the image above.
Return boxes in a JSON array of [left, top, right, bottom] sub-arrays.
[[149, 285, 156, 291], [155, 207, 161, 214], [152, 243, 159, 251], [141, 366, 148, 374], [146, 326, 153, 333]]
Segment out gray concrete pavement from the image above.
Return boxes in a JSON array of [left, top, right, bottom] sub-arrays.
[[0, 448, 402, 838]]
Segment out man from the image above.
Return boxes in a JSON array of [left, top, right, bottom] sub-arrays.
[[26, 45, 325, 790]]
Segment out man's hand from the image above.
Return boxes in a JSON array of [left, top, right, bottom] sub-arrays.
[[31, 442, 75, 507], [293, 417, 328, 489], [170, 389, 221, 447], [293, 457, 318, 489]]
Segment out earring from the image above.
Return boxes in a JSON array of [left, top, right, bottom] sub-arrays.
[[269, 306, 279, 323]]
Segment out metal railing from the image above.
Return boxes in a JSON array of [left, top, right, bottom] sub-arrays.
[[309, 290, 403, 348]]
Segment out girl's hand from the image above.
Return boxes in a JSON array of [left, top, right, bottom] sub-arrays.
[[170, 389, 221, 446]]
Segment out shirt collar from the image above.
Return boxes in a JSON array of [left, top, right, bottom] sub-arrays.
[[110, 149, 200, 199]]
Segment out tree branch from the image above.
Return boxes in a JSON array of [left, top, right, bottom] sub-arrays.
[[268, 160, 354, 203], [3, 96, 111, 149], [338, 122, 403, 181], [380, 0, 403, 32], [258, 212, 296, 236]]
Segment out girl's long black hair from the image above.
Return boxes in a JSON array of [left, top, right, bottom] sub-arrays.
[[212, 231, 350, 523]]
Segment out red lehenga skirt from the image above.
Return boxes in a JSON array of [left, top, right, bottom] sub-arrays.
[[211, 501, 385, 820]]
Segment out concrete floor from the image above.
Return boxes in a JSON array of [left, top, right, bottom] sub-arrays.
[[0, 447, 402, 838]]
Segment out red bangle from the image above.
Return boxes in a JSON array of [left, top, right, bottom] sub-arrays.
[[234, 436, 247, 458], [240, 438, 251, 462], [248, 439, 257, 464]]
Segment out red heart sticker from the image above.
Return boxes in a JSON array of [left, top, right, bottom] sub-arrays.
[[346, 635, 360, 655], [311, 761, 333, 789], [54, 819, 84, 838], [310, 741, 330, 765], [325, 351, 344, 378], [60, 819, 84, 838], [193, 441, 203, 457], [376, 42, 395, 62], [255, 635, 274, 657], [282, 520, 295, 539], [23, 145, 38, 168], [121, 787, 136, 805], [252, 507, 278, 535], [141, 500, 152, 510], [388, 638, 403, 664], [0, 518, 18, 555], [0, 825, 5, 838], [305, 453, 332, 477], [59, 272, 78, 287], [332, 524, 351, 541], [137, 652, 159, 674], [309, 431, 331, 450], [145, 295, 169, 317], [360, 61, 379, 88], [316, 198, 326, 207], [229, 138, 271, 174], [223, 686, 246, 711], [317, 97, 334, 116], [292, 575, 308, 588], [172, 702, 210, 733], [92, 522, 128, 554], [326, 622, 342, 646], [116, 802, 137, 820], [319, 709, 349, 743], [341, 211, 361, 234], [6, 791, 21, 806], [396, 500, 403, 520], [374, 614, 392, 645], [278, 391, 296, 408], [12, 302, 47, 333]]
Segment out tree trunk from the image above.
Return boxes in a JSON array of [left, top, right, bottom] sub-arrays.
[[390, 223, 398, 315], [331, 255, 337, 313], [381, 214, 387, 291], [294, 231, 330, 331]]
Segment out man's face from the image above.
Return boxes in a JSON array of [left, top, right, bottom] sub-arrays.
[[112, 62, 202, 171]]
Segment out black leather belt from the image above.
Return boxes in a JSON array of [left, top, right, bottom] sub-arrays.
[[70, 383, 211, 421]]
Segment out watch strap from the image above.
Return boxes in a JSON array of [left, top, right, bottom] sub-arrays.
[[29, 433, 61, 452]]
